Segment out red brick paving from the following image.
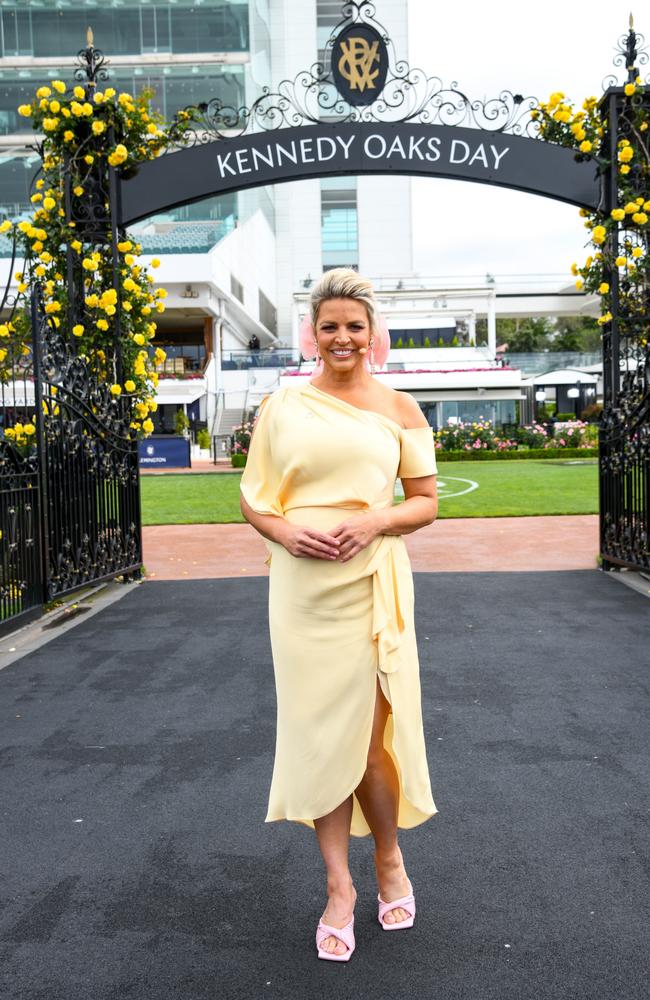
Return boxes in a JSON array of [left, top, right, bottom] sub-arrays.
[[141, 515, 600, 580]]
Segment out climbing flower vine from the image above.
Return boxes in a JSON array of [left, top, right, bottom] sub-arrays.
[[1, 76, 196, 442], [534, 79, 650, 348]]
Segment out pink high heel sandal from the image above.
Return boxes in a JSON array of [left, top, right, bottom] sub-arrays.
[[377, 878, 416, 930], [315, 914, 356, 961]]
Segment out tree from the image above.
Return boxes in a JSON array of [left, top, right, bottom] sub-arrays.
[[551, 315, 601, 352]]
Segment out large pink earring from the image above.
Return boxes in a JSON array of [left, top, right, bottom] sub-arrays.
[[369, 338, 375, 374], [313, 337, 321, 361]]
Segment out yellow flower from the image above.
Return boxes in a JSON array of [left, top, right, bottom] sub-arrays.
[[44, 301, 62, 314], [52, 80, 66, 94], [18, 103, 32, 117], [597, 312, 613, 325], [619, 147, 634, 163], [615, 256, 627, 267], [123, 277, 137, 291], [17, 282, 27, 294], [598, 282, 610, 294], [623, 202, 637, 214], [85, 294, 99, 307], [591, 225, 607, 244], [142, 418, 154, 434], [122, 301, 132, 312], [575, 279, 584, 290], [151, 258, 161, 268], [579, 140, 592, 153], [82, 102, 93, 116], [42, 196, 56, 211], [570, 262, 578, 276], [91, 120, 106, 135], [632, 212, 648, 224], [82, 258, 98, 271], [71, 239, 82, 252], [624, 83, 636, 97], [110, 384, 122, 396], [42, 117, 59, 131], [49, 100, 60, 113], [73, 185, 84, 197], [133, 333, 145, 346], [73, 85, 85, 99], [30, 192, 43, 203], [93, 92, 104, 104], [97, 319, 109, 331], [0, 220, 11, 233], [610, 208, 625, 221], [34, 264, 46, 278], [70, 101, 84, 117], [72, 324, 84, 337], [124, 379, 136, 392], [620, 164, 631, 174], [36, 85, 51, 98], [632, 246, 643, 258], [117, 240, 132, 252], [155, 288, 167, 298], [63, 130, 74, 142]]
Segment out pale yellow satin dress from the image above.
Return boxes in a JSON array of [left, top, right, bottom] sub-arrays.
[[239, 381, 439, 837]]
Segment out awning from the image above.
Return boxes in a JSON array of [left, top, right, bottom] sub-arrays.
[[155, 387, 206, 405]]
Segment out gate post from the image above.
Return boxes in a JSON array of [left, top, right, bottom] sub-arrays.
[[30, 284, 50, 603]]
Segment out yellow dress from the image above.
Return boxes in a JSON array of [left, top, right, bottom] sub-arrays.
[[239, 381, 439, 837]]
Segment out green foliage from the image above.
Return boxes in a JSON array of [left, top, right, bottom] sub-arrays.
[[197, 428, 211, 449], [174, 409, 189, 435]]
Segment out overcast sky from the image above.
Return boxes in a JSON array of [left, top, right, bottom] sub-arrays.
[[406, 0, 636, 281]]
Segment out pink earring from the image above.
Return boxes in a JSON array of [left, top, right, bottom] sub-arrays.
[[369, 338, 375, 374], [313, 337, 321, 360]]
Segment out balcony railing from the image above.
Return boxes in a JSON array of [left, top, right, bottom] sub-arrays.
[[221, 349, 301, 370]]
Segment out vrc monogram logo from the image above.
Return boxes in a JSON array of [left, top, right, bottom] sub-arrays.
[[331, 24, 388, 107], [338, 36, 380, 93]]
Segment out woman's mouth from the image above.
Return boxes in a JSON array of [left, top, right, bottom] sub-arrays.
[[331, 348, 355, 358]]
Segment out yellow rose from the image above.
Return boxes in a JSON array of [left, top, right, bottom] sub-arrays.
[[619, 147, 634, 162], [64, 130, 74, 142], [82, 258, 98, 271], [133, 333, 145, 346], [52, 80, 66, 94], [91, 120, 106, 135], [124, 379, 136, 392], [615, 256, 627, 267], [18, 103, 32, 117], [117, 240, 132, 252], [591, 225, 606, 244], [624, 83, 636, 97], [110, 384, 122, 396], [610, 208, 625, 221], [73, 86, 85, 99], [620, 164, 631, 174], [632, 246, 643, 258], [142, 418, 154, 434], [73, 185, 84, 197], [0, 220, 11, 233], [598, 282, 610, 294], [104, 88, 116, 99], [97, 319, 109, 331], [632, 212, 648, 224], [72, 324, 84, 337], [575, 279, 584, 290], [70, 101, 84, 117], [597, 312, 613, 325], [579, 140, 592, 153], [36, 86, 51, 98], [42, 117, 59, 131], [151, 258, 161, 268], [84, 154, 94, 165]]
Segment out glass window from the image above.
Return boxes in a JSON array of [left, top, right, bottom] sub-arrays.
[[321, 179, 358, 268]]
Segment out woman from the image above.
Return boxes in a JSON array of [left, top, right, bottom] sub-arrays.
[[239, 268, 439, 961]]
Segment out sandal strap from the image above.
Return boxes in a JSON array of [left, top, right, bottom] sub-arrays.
[[316, 916, 355, 951], [377, 882, 415, 922]]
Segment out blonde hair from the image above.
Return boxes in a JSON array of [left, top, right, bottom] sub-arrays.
[[309, 267, 379, 333]]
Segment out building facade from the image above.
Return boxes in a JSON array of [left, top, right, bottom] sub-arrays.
[[0, 1, 600, 444]]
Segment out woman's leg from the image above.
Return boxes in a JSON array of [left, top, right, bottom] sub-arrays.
[[354, 677, 412, 924], [313, 794, 357, 955]]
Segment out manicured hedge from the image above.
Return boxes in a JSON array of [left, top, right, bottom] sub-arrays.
[[437, 447, 599, 462]]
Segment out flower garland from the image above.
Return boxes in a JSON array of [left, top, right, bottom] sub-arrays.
[[534, 81, 649, 347], [2, 78, 195, 442]]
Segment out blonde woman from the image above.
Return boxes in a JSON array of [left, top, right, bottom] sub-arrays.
[[239, 268, 438, 961]]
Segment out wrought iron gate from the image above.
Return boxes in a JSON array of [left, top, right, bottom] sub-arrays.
[[599, 30, 650, 572]]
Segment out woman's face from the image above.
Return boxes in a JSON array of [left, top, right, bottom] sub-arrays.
[[314, 297, 372, 372]]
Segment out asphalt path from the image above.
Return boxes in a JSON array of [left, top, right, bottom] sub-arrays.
[[0, 570, 648, 1000]]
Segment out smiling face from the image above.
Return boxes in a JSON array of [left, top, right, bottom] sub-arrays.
[[314, 297, 373, 373]]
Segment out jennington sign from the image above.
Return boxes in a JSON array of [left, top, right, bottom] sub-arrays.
[[119, 121, 600, 226]]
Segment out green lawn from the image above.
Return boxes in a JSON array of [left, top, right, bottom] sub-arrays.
[[140, 459, 599, 525]]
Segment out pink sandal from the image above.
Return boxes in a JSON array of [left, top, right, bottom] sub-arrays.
[[315, 914, 356, 961], [377, 878, 416, 930]]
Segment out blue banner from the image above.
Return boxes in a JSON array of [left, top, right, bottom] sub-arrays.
[[139, 436, 191, 469]]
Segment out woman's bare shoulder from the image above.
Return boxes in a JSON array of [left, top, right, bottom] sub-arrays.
[[377, 385, 429, 429]]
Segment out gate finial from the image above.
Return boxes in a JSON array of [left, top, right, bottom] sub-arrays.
[[87, 26, 94, 48], [625, 15, 638, 81]]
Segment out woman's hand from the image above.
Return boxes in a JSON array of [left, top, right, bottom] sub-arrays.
[[278, 523, 342, 560], [329, 511, 384, 563]]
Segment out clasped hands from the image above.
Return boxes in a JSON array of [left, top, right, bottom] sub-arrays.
[[279, 511, 385, 563]]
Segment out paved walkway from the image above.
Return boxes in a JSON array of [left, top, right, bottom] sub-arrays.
[[142, 514, 600, 579], [0, 570, 648, 999]]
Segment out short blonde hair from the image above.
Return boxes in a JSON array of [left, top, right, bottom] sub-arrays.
[[309, 267, 379, 333]]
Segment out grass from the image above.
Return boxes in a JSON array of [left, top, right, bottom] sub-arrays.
[[139, 459, 599, 525]]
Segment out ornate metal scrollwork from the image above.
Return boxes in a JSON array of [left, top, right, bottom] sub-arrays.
[[172, 0, 540, 145]]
